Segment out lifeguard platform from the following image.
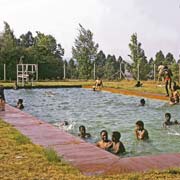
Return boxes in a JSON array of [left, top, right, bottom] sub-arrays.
[[17, 64, 38, 86]]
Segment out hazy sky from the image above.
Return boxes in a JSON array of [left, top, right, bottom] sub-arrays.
[[0, 0, 180, 61]]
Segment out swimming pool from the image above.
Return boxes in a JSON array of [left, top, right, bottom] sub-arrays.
[[6, 88, 180, 157]]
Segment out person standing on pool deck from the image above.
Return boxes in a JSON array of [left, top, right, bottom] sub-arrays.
[[164, 66, 173, 97], [135, 120, 149, 140], [0, 85, 5, 111], [96, 130, 112, 150], [0, 85, 5, 102]]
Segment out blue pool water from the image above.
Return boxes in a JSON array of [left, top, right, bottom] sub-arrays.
[[6, 88, 180, 157]]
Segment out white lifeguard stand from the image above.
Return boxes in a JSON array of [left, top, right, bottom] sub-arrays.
[[17, 64, 38, 86]]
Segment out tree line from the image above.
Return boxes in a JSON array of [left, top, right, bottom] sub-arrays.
[[0, 22, 179, 81]]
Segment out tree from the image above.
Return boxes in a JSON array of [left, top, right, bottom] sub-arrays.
[[154, 50, 165, 66], [67, 58, 78, 79], [0, 22, 19, 80], [95, 50, 106, 78], [18, 31, 34, 48], [165, 52, 176, 65], [128, 33, 150, 80], [104, 54, 117, 79], [72, 24, 98, 79]]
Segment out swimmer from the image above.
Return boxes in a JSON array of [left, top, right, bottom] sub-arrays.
[[60, 121, 69, 126], [16, 99, 24, 109], [109, 131, 125, 154], [163, 113, 179, 127], [78, 125, 91, 138], [45, 91, 56, 96], [135, 120, 149, 140], [96, 130, 112, 150], [139, 98, 145, 106]]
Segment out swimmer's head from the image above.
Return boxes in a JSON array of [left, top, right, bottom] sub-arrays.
[[140, 99, 145, 106], [79, 125, 86, 135], [112, 131, 121, 142], [136, 120, 144, 130], [100, 130, 108, 141], [165, 113, 171, 121]]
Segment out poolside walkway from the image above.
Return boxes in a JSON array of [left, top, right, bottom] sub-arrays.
[[1, 104, 180, 176]]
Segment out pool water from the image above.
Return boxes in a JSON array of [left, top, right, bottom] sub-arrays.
[[6, 88, 180, 157]]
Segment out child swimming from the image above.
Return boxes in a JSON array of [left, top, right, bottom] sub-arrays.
[[109, 131, 125, 154], [135, 120, 149, 140], [163, 113, 179, 127]]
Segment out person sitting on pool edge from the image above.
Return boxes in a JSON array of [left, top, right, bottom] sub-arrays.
[[135, 120, 149, 140], [16, 99, 24, 110], [139, 98, 145, 106], [109, 131, 125, 155], [96, 130, 112, 150], [135, 81, 143, 87], [169, 85, 179, 105], [78, 125, 91, 139], [163, 113, 179, 127]]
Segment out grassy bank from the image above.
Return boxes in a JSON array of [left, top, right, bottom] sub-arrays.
[[0, 80, 167, 95], [0, 119, 180, 180]]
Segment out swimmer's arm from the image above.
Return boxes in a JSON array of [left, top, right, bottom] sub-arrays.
[[134, 129, 139, 139], [138, 130, 145, 140], [96, 141, 100, 147], [105, 141, 112, 151], [86, 133, 91, 138]]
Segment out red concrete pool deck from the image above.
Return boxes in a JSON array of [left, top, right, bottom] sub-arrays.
[[1, 104, 180, 176]]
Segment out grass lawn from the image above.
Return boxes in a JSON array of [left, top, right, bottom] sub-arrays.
[[0, 80, 168, 95]]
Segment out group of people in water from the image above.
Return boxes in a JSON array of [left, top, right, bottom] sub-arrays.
[[77, 119, 149, 155], [77, 111, 179, 155]]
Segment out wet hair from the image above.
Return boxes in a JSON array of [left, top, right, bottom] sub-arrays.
[[112, 131, 121, 140], [79, 125, 85, 131], [136, 120, 144, 128], [100, 130, 108, 136], [165, 113, 171, 119], [64, 121, 69, 126], [140, 99, 145, 105], [18, 99, 23, 103]]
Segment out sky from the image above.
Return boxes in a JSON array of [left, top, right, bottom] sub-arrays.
[[0, 0, 180, 61]]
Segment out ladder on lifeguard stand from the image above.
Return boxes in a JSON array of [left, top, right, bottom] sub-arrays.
[[17, 64, 38, 87]]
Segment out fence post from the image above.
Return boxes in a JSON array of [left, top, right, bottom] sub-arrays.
[[119, 61, 122, 79], [63, 63, 66, 79], [179, 63, 180, 84], [3, 64, 6, 81], [154, 64, 156, 81], [137, 63, 140, 81], [93, 62, 96, 80]]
